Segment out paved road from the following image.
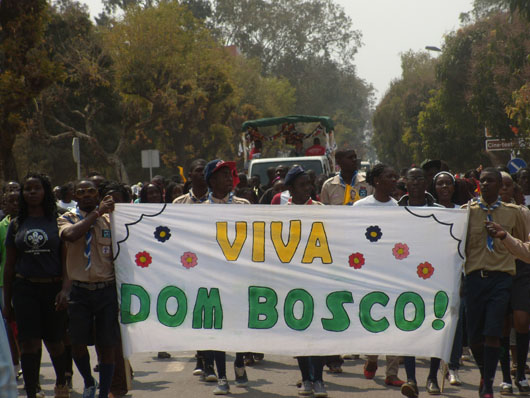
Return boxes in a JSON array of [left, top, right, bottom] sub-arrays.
[[32, 350, 508, 397]]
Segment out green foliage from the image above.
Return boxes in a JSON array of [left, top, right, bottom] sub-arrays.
[[0, 0, 63, 180], [418, 10, 529, 170], [372, 51, 438, 168]]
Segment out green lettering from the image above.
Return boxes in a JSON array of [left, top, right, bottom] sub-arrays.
[[359, 292, 389, 333], [321, 291, 353, 332], [120, 283, 150, 324], [192, 288, 223, 329], [395, 292, 425, 331], [157, 286, 187, 327], [248, 286, 278, 329], [284, 289, 314, 331]]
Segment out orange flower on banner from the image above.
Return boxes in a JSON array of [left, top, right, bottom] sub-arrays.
[[135, 251, 152, 268], [349, 252, 365, 269], [392, 243, 410, 260], [417, 262, 434, 279], [181, 252, 198, 269]]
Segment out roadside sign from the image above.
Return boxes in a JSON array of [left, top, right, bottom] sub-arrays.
[[486, 139, 530, 152], [507, 158, 527, 174], [141, 149, 160, 180]]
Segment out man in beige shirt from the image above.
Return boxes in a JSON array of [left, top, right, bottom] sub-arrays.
[[320, 149, 373, 205], [173, 159, 209, 204], [462, 168, 528, 398], [56, 180, 116, 398]]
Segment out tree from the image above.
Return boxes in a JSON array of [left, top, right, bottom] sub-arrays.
[[0, 0, 63, 181], [372, 51, 438, 168], [418, 10, 530, 170]]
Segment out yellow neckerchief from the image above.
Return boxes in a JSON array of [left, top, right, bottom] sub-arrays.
[[341, 171, 360, 206]]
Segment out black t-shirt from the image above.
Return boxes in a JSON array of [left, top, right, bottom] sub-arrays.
[[6, 216, 62, 278]]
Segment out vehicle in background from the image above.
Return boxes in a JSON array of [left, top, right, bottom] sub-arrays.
[[248, 156, 332, 184], [359, 161, 371, 177]]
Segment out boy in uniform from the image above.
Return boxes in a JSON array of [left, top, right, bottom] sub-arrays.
[[462, 168, 528, 398], [56, 180, 117, 398]]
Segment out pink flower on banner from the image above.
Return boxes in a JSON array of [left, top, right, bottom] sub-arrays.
[[181, 252, 198, 269], [417, 262, 435, 279], [135, 251, 152, 268], [349, 252, 365, 269], [392, 243, 410, 260]]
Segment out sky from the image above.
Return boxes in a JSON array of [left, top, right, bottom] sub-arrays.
[[81, 0, 475, 103]]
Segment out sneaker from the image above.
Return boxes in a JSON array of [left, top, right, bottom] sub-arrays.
[[82, 378, 98, 398], [385, 375, 405, 387], [54, 384, 70, 398], [448, 369, 462, 386], [213, 378, 230, 395], [401, 380, 419, 398], [298, 380, 312, 396], [363, 361, 377, 379], [203, 365, 218, 382], [426, 378, 441, 395], [515, 379, 530, 395], [461, 347, 472, 361], [36, 389, 45, 398], [313, 380, 328, 397], [500, 382, 513, 395], [234, 365, 248, 387], [193, 367, 204, 376]]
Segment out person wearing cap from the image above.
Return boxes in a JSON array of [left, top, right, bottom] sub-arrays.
[[204, 159, 249, 205], [320, 149, 373, 206], [202, 159, 249, 395], [281, 166, 327, 397]]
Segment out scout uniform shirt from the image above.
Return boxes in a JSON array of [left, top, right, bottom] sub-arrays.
[[203, 192, 250, 205], [320, 173, 374, 205], [462, 200, 528, 275], [58, 210, 114, 282], [173, 188, 208, 204]]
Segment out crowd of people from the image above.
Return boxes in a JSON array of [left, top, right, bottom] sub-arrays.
[[2, 147, 530, 398]]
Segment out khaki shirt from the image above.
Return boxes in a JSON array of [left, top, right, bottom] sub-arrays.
[[172, 189, 208, 204], [497, 205, 530, 263], [203, 193, 250, 205], [462, 201, 528, 275], [320, 173, 374, 205], [57, 210, 114, 282]]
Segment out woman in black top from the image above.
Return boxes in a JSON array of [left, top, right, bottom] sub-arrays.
[[2, 174, 69, 398]]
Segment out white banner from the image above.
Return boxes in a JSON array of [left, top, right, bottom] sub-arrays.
[[111, 204, 468, 360]]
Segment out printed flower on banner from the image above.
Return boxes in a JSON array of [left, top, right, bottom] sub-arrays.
[[181, 252, 198, 269], [365, 226, 382, 242], [392, 243, 410, 260], [135, 251, 152, 268], [154, 226, 171, 242], [349, 252, 365, 269], [417, 262, 435, 279]]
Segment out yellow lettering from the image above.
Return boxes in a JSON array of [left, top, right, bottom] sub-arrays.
[[271, 221, 301, 263], [216, 222, 247, 261], [302, 222, 332, 263], [252, 222, 265, 262]]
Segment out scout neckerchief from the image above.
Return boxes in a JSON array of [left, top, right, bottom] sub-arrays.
[[189, 189, 207, 203], [477, 195, 502, 252], [340, 170, 360, 206], [62, 208, 93, 270], [208, 191, 233, 204]]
